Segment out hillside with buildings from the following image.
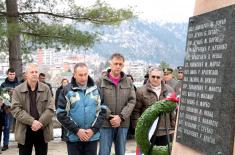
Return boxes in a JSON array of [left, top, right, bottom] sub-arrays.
[[0, 18, 188, 88]]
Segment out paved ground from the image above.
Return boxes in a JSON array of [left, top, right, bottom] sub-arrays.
[[2, 130, 136, 155], [1, 117, 137, 155]]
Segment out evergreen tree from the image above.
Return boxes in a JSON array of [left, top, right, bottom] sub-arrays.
[[0, 0, 133, 77]]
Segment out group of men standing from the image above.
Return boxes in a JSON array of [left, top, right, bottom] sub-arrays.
[[0, 52, 184, 155], [56, 53, 136, 155]]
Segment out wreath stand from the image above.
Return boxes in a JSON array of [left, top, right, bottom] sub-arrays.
[[148, 113, 173, 155]]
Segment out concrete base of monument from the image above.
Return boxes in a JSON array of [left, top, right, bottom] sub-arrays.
[[171, 136, 235, 155]]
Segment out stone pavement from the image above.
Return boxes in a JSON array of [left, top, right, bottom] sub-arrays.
[[3, 135, 136, 155]]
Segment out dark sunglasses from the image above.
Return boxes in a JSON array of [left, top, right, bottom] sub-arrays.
[[178, 72, 183, 74], [151, 75, 161, 79]]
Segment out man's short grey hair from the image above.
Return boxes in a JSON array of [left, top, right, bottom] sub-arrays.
[[74, 62, 88, 73], [148, 66, 163, 77], [25, 64, 38, 73]]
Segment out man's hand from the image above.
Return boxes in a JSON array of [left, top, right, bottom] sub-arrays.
[[31, 120, 43, 131], [110, 115, 121, 128], [77, 129, 89, 141], [5, 106, 11, 113], [85, 129, 94, 140]]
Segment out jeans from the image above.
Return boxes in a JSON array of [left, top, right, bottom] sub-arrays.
[[99, 127, 128, 155], [3, 113, 13, 146], [67, 141, 98, 155]]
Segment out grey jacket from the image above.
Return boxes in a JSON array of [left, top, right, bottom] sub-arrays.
[[97, 70, 136, 128], [11, 81, 54, 145]]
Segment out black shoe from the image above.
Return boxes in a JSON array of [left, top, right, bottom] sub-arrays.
[[2, 145, 8, 151]]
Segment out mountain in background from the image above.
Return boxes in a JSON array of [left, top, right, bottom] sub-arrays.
[[86, 18, 189, 66]]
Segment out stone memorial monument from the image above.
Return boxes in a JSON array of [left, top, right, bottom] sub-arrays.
[[172, 1, 235, 155]]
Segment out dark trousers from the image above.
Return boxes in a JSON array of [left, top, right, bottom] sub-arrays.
[[151, 134, 174, 146], [67, 140, 98, 155], [18, 128, 48, 155], [0, 125, 2, 144]]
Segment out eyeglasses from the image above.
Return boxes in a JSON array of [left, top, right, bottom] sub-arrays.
[[151, 75, 161, 79], [178, 72, 183, 74]]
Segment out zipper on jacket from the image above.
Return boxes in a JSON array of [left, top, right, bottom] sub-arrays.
[[115, 84, 118, 114], [82, 90, 86, 128]]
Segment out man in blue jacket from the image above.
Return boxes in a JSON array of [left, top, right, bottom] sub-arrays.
[[57, 63, 106, 155]]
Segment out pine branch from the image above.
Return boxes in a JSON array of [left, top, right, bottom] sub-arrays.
[[19, 17, 37, 32], [21, 31, 62, 39], [19, 11, 124, 24]]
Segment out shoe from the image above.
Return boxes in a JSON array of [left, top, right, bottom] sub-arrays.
[[2, 145, 8, 151]]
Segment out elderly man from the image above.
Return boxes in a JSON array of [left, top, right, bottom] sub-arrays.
[[11, 64, 54, 155], [132, 67, 175, 146]]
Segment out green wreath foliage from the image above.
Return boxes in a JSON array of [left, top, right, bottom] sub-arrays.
[[135, 100, 177, 155]]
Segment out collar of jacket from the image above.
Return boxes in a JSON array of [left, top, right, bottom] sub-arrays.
[[103, 69, 126, 83], [71, 76, 95, 89], [4, 77, 18, 85], [146, 81, 168, 95], [70, 76, 97, 94], [20, 81, 47, 93]]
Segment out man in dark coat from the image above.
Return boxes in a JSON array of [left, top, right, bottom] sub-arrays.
[[0, 68, 20, 151], [132, 67, 176, 146]]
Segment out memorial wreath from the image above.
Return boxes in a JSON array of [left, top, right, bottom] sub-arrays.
[[135, 93, 179, 155]]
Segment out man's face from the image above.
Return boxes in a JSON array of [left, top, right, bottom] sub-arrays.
[[39, 75, 45, 83], [163, 72, 173, 81], [149, 70, 162, 87], [7, 71, 16, 81], [74, 66, 88, 86], [62, 80, 69, 87], [23, 73, 28, 81], [27, 66, 39, 83], [109, 57, 124, 77], [177, 71, 184, 80]]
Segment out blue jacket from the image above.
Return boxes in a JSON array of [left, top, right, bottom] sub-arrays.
[[56, 76, 106, 142]]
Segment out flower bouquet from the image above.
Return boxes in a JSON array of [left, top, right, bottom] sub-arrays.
[[0, 87, 12, 107]]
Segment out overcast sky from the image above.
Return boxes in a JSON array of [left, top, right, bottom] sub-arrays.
[[75, 0, 196, 23]]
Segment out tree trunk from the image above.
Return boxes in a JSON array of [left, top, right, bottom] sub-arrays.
[[6, 0, 22, 78]]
